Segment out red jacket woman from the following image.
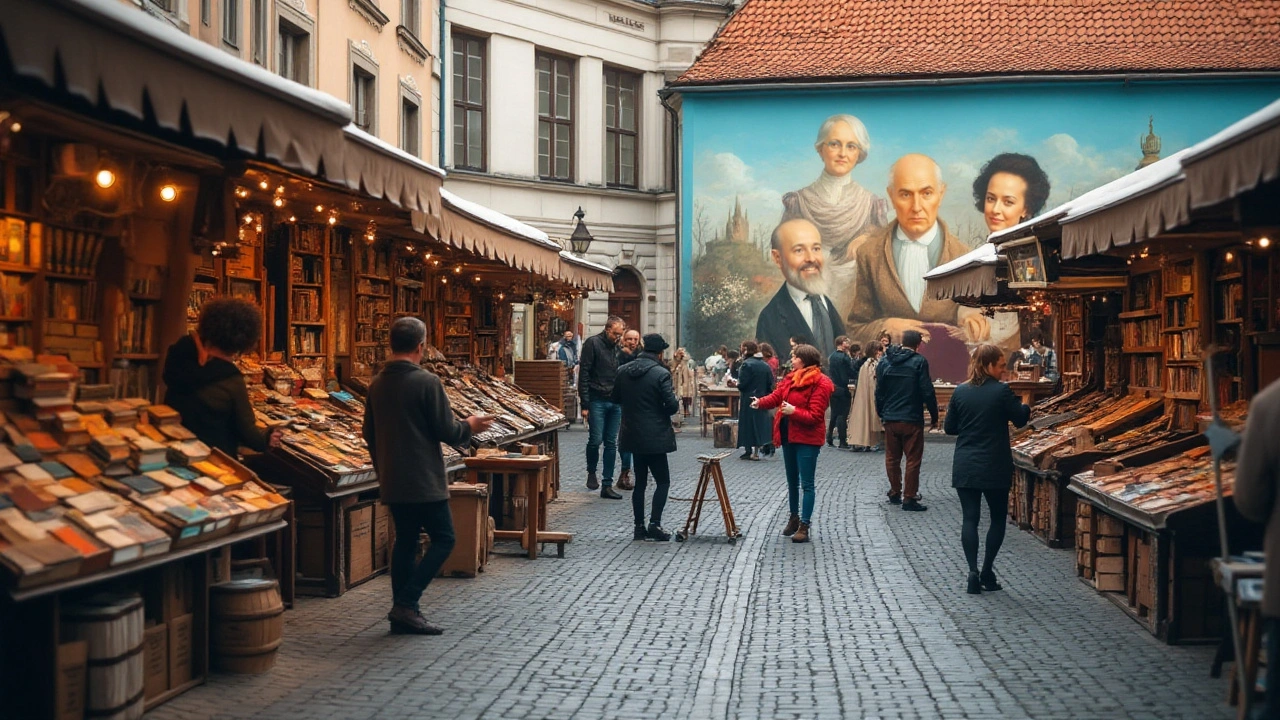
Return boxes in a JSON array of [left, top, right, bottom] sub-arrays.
[[752, 344, 833, 543]]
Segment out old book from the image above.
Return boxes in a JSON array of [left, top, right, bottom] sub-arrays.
[[65, 490, 118, 514], [56, 452, 102, 479], [38, 461, 74, 480], [144, 470, 187, 489]]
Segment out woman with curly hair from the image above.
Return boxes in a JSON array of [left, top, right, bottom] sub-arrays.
[[971, 153, 1051, 234], [162, 297, 282, 456]]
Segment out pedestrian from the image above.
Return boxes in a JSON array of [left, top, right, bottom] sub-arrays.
[[875, 329, 937, 511], [725, 350, 742, 385], [579, 316, 626, 499], [751, 343, 834, 543], [613, 333, 681, 542], [556, 330, 578, 388], [1024, 328, 1060, 386], [670, 347, 696, 417], [848, 341, 884, 452], [826, 336, 857, 449], [944, 343, 1031, 594], [1232, 377, 1280, 720], [615, 329, 642, 491], [736, 340, 775, 461], [760, 342, 781, 377], [363, 317, 495, 634], [163, 297, 284, 457]]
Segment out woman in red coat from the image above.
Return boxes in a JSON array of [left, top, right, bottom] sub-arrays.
[[751, 344, 834, 543]]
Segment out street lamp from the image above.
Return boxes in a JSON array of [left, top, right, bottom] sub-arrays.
[[569, 206, 593, 255]]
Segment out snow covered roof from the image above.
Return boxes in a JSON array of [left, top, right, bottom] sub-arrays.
[[923, 242, 1003, 301], [441, 189, 556, 247], [345, 125, 445, 179]]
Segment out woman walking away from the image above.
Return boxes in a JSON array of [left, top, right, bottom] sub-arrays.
[[613, 333, 681, 541], [736, 341, 775, 461], [848, 342, 884, 452], [945, 343, 1031, 594], [670, 348, 696, 418], [752, 344, 833, 543]]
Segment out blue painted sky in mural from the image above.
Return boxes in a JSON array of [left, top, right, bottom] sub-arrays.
[[685, 81, 1280, 252]]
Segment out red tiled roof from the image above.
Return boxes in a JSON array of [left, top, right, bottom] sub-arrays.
[[675, 0, 1280, 86]]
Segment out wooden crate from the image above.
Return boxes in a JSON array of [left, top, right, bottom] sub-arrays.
[[713, 419, 738, 449], [513, 360, 566, 411], [1025, 470, 1075, 548], [345, 502, 375, 586]]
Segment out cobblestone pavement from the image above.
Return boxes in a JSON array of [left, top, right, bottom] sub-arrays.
[[148, 425, 1232, 719]]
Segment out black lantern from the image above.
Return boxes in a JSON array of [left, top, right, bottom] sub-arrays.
[[569, 206, 593, 255]]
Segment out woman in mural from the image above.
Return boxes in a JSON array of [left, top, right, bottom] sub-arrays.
[[971, 152, 1052, 234]]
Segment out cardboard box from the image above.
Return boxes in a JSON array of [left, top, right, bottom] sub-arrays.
[[1095, 572, 1125, 592], [143, 623, 168, 699], [168, 614, 193, 688], [55, 641, 88, 720]]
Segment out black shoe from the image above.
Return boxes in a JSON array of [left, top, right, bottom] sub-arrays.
[[901, 499, 928, 512], [739, 451, 753, 460], [967, 571, 982, 595], [601, 486, 623, 500], [826, 439, 835, 447], [646, 524, 672, 541], [980, 570, 1002, 592], [388, 606, 444, 635], [887, 495, 902, 505], [633, 525, 648, 541], [587, 472, 599, 491], [837, 443, 851, 450]]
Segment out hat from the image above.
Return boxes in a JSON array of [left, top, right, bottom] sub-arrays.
[[642, 333, 669, 353]]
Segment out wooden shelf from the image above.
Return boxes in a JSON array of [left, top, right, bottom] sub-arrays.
[[1119, 309, 1161, 320], [1166, 392, 1201, 401], [290, 320, 326, 326], [292, 282, 323, 289], [355, 292, 390, 298], [1215, 272, 1243, 282], [1166, 359, 1201, 366], [291, 249, 324, 257], [1122, 347, 1164, 354], [44, 319, 98, 325], [1163, 324, 1199, 333], [1216, 318, 1244, 325], [1164, 290, 1195, 298], [292, 353, 326, 357], [354, 342, 378, 347], [227, 275, 262, 283], [115, 353, 160, 360], [129, 293, 164, 302], [43, 271, 94, 281], [358, 274, 390, 281], [0, 316, 31, 322], [0, 262, 37, 274]]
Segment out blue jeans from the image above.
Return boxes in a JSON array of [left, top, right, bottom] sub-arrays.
[[620, 451, 633, 472], [586, 398, 622, 484], [782, 443, 820, 524]]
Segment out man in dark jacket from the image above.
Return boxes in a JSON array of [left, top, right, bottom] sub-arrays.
[[579, 316, 626, 499], [364, 317, 494, 635], [1233, 378, 1280, 719], [826, 336, 857, 449], [613, 334, 681, 541], [875, 330, 938, 511]]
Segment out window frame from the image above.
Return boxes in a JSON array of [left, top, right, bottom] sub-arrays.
[[251, 0, 269, 66], [201, 0, 211, 26], [604, 67, 640, 189], [222, 0, 240, 49], [276, 3, 315, 87], [401, 0, 420, 39], [349, 42, 380, 134], [536, 51, 575, 182], [451, 32, 487, 172], [400, 85, 422, 158]]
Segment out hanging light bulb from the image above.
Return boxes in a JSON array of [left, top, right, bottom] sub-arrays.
[[95, 167, 116, 189], [258, 178, 270, 190], [441, 277, 448, 284], [235, 186, 250, 199], [315, 204, 325, 213], [273, 196, 285, 208], [498, 292, 505, 301], [276, 186, 285, 195], [8, 121, 20, 133], [159, 184, 178, 202], [1260, 237, 1273, 249], [243, 214, 254, 225], [405, 243, 415, 253], [453, 265, 463, 274], [288, 214, 297, 223], [473, 275, 481, 283]]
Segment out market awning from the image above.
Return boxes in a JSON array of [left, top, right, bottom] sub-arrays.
[[557, 251, 614, 293], [1182, 98, 1280, 211], [924, 242, 1001, 301]]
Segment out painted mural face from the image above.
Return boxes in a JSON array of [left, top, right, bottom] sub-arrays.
[[683, 84, 1280, 381]]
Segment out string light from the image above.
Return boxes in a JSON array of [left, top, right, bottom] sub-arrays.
[[258, 178, 270, 190], [440, 277, 448, 284], [234, 186, 249, 199], [95, 168, 116, 189], [1261, 237, 1273, 249], [242, 214, 254, 225], [273, 196, 285, 208], [453, 265, 463, 274], [159, 184, 178, 202], [315, 204, 325, 213], [473, 275, 481, 283]]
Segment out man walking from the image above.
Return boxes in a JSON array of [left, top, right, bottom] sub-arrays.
[[364, 317, 495, 634], [579, 316, 626, 499], [826, 337, 857, 449], [556, 330, 578, 389], [875, 329, 937, 511]]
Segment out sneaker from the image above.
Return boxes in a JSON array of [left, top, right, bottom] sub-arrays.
[[646, 524, 672, 541], [387, 606, 444, 635], [887, 495, 902, 505], [601, 485, 623, 500], [901, 499, 928, 512], [587, 472, 599, 491], [633, 525, 648, 541]]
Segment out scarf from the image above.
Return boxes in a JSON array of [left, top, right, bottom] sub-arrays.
[[788, 365, 824, 389]]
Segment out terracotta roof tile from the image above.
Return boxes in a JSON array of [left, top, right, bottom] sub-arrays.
[[675, 0, 1280, 86]]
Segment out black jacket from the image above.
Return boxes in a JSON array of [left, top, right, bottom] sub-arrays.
[[827, 350, 856, 395], [363, 360, 472, 504], [579, 331, 621, 407], [944, 379, 1031, 489], [754, 286, 846, 364], [875, 346, 938, 425], [162, 334, 269, 457], [735, 357, 775, 449], [612, 353, 680, 455]]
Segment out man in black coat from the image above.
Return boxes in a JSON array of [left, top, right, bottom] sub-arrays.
[[755, 219, 846, 361], [579, 316, 626, 499], [613, 334, 681, 541], [826, 336, 857, 449], [875, 330, 938, 511]]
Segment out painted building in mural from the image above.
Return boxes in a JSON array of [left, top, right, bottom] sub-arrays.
[[667, 0, 1280, 382]]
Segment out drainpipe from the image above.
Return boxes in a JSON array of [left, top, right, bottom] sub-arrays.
[[437, 0, 448, 165], [660, 90, 682, 349]]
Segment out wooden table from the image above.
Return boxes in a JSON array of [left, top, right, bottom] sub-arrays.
[[699, 387, 742, 436], [463, 455, 570, 559], [1212, 559, 1266, 719], [1008, 380, 1058, 406]]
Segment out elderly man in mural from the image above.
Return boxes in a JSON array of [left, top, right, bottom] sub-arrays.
[[781, 113, 890, 315], [754, 218, 846, 361], [844, 153, 990, 381]]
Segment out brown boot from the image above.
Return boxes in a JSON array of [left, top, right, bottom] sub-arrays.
[[781, 514, 800, 536], [791, 522, 810, 543], [616, 469, 634, 491]]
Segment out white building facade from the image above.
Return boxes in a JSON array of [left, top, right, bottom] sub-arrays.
[[441, 0, 734, 346]]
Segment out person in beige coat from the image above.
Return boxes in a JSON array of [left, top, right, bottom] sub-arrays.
[[1233, 378, 1280, 720]]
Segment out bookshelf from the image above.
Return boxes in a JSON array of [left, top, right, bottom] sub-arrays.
[[1162, 256, 1202, 429], [329, 227, 351, 382], [185, 213, 268, 359], [442, 282, 473, 366], [287, 225, 328, 369], [474, 294, 500, 375], [1058, 296, 1084, 391], [1211, 248, 1246, 404], [1120, 270, 1162, 393], [353, 241, 391, 377]]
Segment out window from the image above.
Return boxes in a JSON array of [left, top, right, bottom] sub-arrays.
[[605, 69, 639, 187], [352, 65, 376, 133], [536, 53, 573, 181], [452, 33, 485, 171], [278, 19, 309, 84], [401, 0, 420, 38], [222, 0, 240, 47], [401, 97, 421, 157], [251, 0, 269, 66], [201, 0, 210, 25], [147, 0, 174, 11]]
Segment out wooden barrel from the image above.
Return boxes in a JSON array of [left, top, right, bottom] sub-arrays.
[[210, 578, 284, 673], [62, 594, 145, 720]]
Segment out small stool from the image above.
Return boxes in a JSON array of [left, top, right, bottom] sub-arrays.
[[672, 451, 742, 544], [463, 455, 572, 560]]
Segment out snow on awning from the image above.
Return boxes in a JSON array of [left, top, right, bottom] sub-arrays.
[[558, 251, 614, 293], [341, 125, 442, 217], [1182, 97, 1280, 211], [924, 242, 1001, 301]]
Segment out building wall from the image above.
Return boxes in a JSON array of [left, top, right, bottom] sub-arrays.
[[442, 0, 732, 347]]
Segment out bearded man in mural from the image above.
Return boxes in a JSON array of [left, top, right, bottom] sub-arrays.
[[754, 218, 846, 361], [843, 153, 992, 380], [781, 114, 890, 315]]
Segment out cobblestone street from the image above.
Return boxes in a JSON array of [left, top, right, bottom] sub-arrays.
[[149, 426, 1232, 719]]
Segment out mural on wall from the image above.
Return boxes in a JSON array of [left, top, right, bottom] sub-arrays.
[[681, 82, 1280, 381]]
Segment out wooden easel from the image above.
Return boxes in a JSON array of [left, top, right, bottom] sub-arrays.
[[674, 451, 742, 544]]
